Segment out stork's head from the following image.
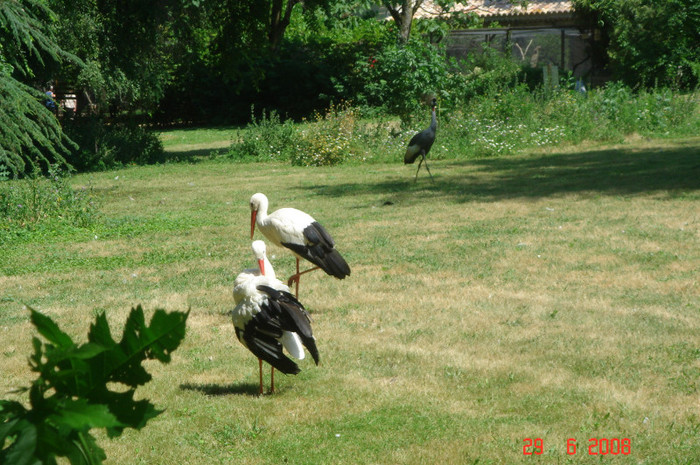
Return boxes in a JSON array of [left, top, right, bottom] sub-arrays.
[[251, 240, 267, 276], [249, 192, 268, 239]]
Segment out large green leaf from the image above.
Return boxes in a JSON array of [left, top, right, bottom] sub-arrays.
[[1, 305, 189, 464], [87, 306, 189, 396], [0, 418, 39, 465], [48, 399, 123, 430], [29, 309, 74, 349]]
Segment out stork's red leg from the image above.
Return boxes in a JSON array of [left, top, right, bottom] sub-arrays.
[[295, 258, 300, 297], [258, 358, 263, 396], [287, 258, 321, 298], [270, 367, 275, 394]]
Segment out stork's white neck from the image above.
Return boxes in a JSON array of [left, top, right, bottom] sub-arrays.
[[251, 239, 276, 280], [261, 255, 275, 280]]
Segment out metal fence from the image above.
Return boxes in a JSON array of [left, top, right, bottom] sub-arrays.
[[446, 27, 595, 79]]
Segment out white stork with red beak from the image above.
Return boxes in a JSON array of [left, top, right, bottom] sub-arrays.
[[233, 240, 276, 303], [249, 192, 350, 296], [232, 240, 319, 395]]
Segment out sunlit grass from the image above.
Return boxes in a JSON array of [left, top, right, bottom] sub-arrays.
[[1, 136, 698, 464], [160, 126, 242, 150]]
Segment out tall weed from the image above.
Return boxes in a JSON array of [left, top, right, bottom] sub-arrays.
[[291, 103, 359, 166], [0, 165, 100, 235], [442, 85, 698, 159]]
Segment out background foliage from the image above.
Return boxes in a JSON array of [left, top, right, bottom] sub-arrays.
[[574, 0, 700, 88], [1, 0, 699, 176], [0, 0, 75, 176]]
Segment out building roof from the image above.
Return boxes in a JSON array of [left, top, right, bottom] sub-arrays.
[[413, 1, 574, 20]]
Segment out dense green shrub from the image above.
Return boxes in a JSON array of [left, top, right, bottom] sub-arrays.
[[225, 108, 296, 161], [585, 83, 697, 135], [291, 104, 358, 167], [439, 84, 699, 160], [102, 124, 165, 166], [326, 35, 529, 126], [457, 46, 523, 104], [574, 0, 700, 89], [338, 38, 459, 123], [62, 117, 165, 171]]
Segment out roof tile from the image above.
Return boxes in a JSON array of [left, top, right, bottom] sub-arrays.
[[414, 1, 573, 19]]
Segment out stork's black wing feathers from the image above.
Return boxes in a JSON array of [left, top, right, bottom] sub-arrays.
[[241, 313, 301, 375], [282, 222, 351, 279], [257, 285, 320, 365], [405, 102, 437, 165], [303, 221, 335, 248]]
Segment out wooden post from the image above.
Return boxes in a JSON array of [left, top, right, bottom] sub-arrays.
[[560, 29, 566, 69], [543, 64, 560, 94]]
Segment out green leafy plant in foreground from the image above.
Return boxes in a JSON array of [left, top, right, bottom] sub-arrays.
[[0, 305, 190, 464]]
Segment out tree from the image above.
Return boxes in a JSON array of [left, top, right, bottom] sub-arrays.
[[382, 1, 526, 43], [384, 0, 425, 43], [269, 0, 302, 50], [215, 0, 329, 52], [574, 0, 700, 88], [49, 0, 172, 115], [0, 0, 77, 177]]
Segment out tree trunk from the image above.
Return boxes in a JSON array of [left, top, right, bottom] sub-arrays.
[[269, 0, 299, 51], [384, 1, 424, 43]]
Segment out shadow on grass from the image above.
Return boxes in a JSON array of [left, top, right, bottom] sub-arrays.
[[180, 382, 260, 397], [307, 140, 700, 203], [162, 147, 225, 163]]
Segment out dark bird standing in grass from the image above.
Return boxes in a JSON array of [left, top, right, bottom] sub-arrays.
[[404, 98, 437, 182]]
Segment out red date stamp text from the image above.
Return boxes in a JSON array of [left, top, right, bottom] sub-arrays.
[[523, 437, 631, 455]]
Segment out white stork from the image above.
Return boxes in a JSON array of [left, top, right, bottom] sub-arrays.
[[233, 240, 276, 304], [249, 192, 350, 296], [232, 240, 319, 395]]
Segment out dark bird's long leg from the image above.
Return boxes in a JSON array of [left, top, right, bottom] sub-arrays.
[[414, 155, 424, 182], [421, 153, 434, 182]]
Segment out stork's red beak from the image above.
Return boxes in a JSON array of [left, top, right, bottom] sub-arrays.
[[257, 258, 265, 276], [250, 210, 257, 239]]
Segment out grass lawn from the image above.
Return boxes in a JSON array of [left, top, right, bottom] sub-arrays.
[[159, 126, 242, 159], [1, 136, 699, 464]]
